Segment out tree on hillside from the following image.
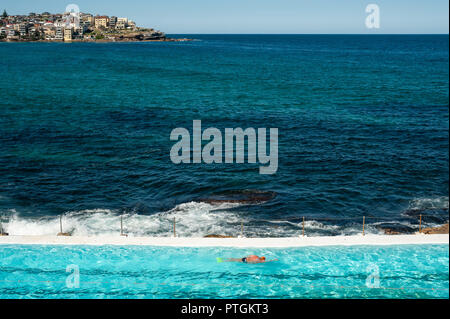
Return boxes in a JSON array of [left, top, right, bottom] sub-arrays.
[[2, 10, 7, 18]]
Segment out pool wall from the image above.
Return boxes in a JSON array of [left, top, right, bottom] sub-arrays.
[[0, 234, 448, 247]]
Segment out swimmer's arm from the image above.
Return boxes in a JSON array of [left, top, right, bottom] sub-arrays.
[[220, 258, 243, 262], [247, 259, 279, 264]]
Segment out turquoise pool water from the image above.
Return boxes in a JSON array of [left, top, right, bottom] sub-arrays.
[[0, 244, 448, 299]]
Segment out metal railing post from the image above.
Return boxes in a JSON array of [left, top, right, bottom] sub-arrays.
[[241, 221, 244, 237], [57, 215, 70, 236], [0, 216, 7, 236], [419, 214, 422, 233], [362, 216, 365, 236], [302, 217, 305, 237], [173, 217, 176, 237]]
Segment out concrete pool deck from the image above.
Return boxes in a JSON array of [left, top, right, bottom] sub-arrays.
[[0, 234, 448, 247]]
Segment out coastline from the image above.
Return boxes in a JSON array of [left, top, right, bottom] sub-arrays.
[[0, 38, 194, 43], [0, 234, 448, 247]]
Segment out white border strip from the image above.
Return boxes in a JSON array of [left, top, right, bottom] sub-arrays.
[[0, 234, 448, 247]]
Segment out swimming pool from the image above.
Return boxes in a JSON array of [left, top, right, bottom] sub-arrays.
[[0, 244, 448, 299]]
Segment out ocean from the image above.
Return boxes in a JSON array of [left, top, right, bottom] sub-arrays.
[[0, 35, 448, 237]]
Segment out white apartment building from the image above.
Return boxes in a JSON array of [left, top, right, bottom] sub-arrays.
[[116, 17, 128, 29]]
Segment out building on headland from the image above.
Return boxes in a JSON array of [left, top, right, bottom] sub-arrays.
[[63, 28, 72, 42], [79, 13, 93, 31], [7, 29, 17, 39], [81, 13, 94, 24], [55, 27, 63, 40], [76, 26, 85, 37], [54, 20, 65, 28], [128, 20, 136, 30], [94, 15, 109, 29], [116, 17, 128, 29], [43, 27, 56, 40], [19, 24, 28, 36], [109, 16, 117, 29], [0, 11, 167, 42]]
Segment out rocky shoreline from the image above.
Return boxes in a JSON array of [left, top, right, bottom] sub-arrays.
[[382, 223, 449, 235], [421, 223, 449, 234], [0, 37, 194, 43]]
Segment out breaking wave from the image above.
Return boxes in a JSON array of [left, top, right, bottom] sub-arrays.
[[3, 202, 242, 237], [1, 196, 448, 237], [407, 196, 449, 211]]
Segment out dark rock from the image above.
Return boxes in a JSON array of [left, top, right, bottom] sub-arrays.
[[403, 208, 449, 224], [199, 189, 276, 205]]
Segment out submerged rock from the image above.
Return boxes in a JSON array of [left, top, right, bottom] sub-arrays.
[[404, 208, 449, 224]]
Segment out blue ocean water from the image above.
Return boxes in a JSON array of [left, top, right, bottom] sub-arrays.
[[0, 244, 448, 299], [0, 35, 448, 236]]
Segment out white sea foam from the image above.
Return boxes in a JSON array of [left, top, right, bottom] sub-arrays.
[[2, 198, 446, 237], [408, 196, 449, 211], [2, 202, 245, 237]]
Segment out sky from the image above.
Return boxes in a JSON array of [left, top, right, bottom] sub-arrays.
[[2, 0, 449, 34]]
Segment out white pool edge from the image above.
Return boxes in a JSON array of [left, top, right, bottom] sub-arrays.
[[0, 234, 448, 247]]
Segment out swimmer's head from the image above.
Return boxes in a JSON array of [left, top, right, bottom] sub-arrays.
[[261, 256, 266, 261]]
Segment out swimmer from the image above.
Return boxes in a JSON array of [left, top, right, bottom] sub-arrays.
[[217, 255, 277, 264]]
